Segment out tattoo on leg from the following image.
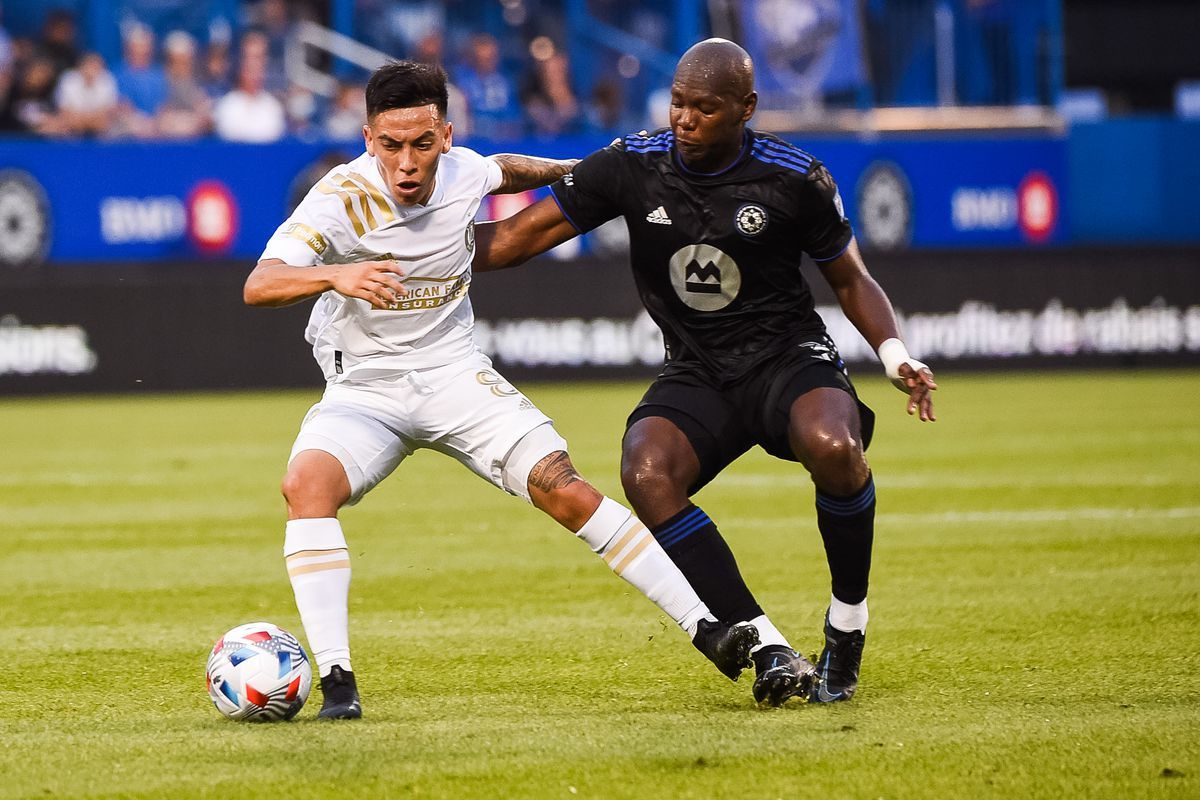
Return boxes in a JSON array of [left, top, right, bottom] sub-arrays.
[[528, 451, 583, 493]]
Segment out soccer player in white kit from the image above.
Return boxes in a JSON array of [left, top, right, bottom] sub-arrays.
[[244, 61, 758, 719]]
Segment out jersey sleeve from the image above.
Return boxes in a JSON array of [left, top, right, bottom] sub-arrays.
[[259, 179, 360, 266], [481, 154, 504, 194], [547, 144, 624, 233], [797, 163, 854, 262]]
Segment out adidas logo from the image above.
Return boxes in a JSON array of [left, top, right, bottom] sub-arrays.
[[645, 206, 672, 225]]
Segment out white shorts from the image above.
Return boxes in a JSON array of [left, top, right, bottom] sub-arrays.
[[288, 351, 567, 504]]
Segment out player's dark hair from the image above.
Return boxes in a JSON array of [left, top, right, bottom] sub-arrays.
[[365, 61, 449, 120]]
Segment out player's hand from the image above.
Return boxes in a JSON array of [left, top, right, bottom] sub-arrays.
[[895, 361, 937, 422], [330, 260, 408, 309]]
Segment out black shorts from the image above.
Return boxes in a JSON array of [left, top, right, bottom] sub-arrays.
[[626, 338, 875, 495]]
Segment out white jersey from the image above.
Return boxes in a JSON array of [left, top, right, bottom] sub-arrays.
[[260, 147, 503, 381]]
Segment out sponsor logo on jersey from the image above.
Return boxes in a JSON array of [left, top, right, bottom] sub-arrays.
[[383, 272, 470, 312], [285, 222, 329, 255], [856, 161, 912, 252], [734, 203, 768, 236], [0, 170, 51, 268], [669, 244, 742, 312], [645, 206, 672, 225]]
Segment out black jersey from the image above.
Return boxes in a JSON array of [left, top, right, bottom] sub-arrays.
[[550, 127, 853, 384]]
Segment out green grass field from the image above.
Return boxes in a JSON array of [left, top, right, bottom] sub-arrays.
[[1, 370, 1197, 799]]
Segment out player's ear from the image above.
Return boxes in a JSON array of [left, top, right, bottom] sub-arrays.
[[741, 91, 757, 123], [362, 122, 374, 155], [441, 120, 454, 152]]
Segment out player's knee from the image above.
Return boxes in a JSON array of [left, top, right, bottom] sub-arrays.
[[801, 429, 868, 492], [281, 451, 350, 515], [620, 451, 668, 502]]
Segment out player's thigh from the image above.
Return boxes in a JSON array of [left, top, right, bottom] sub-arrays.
[[624, 370, 752, 496], [288, 397, 411, 506], [755, 356, 875, 464], [413, 357, 557, 502]]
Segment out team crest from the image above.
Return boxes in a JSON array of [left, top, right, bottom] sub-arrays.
[[465, 220, 476, 250], [735, 204, 768, 236]]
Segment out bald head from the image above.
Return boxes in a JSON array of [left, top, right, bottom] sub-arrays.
[[674, 38, 754, 100]]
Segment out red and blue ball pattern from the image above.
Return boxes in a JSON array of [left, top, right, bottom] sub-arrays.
[[205, 622, 312, 721]]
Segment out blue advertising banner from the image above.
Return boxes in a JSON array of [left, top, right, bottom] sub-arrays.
[[0, 131, 1067, 267]]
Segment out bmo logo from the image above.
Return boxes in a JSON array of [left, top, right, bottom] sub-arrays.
[[950, 171, 1059, 243], [187, 180, 239, 254], [1018, 171, 1058, 243]]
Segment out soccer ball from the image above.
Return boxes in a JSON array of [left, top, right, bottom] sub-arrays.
[[205, 622, 312, 721]]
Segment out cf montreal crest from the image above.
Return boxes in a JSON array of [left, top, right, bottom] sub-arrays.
[[669, 244, 741, 311], [734, 204, 768, 236]]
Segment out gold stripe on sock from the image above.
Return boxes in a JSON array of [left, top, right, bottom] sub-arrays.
[[602, 521, 646, 566], [287, 558, 351, 577], [611, 535, 652, 576], [286, 547, 349, 562]]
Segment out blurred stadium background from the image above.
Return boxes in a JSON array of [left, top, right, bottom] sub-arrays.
[[2, 5, 1198, 795], [0, 0, 1197, 392]]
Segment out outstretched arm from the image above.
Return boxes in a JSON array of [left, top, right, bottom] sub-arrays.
[[473, 196, 581, 273], [488, 154, 580, 194], [818, 239, 938, 421], [244, 258, 408, 310]]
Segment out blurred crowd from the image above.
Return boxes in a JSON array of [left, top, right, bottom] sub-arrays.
[[0, 0, 642, 143]]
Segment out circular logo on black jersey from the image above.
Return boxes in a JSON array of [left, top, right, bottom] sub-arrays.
[[0, 170, 51, 268], [465, 219, 476, 251], [669, 244, 741, 312], [856, 161, 912, 252], [734, 204, 768, 237]]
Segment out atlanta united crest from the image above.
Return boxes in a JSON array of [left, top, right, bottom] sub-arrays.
[[735, 204, 767, 236]]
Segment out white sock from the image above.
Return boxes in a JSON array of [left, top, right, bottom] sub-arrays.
[[748, 614, 792, 653], [284, 518, 352, 678], [577, 497, 711, 638], [829, 594, 868, 633]]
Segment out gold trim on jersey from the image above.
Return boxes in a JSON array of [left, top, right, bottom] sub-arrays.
[[347, 172, 396, 225], [317, 173, 397, 239], [317, 181, 366, 237]]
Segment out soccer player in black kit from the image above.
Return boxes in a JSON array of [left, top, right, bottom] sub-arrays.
[[474, 39, 937, 706]]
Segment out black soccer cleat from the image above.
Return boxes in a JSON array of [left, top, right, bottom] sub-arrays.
[[809, 612, 866, 703], [751, 645, 819, 707], [692, 618, 760, 681], [317, 665, 362, 720]]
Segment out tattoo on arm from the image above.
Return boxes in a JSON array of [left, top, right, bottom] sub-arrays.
[[527, 451, 583, 493], [490, 154, 580, 194]]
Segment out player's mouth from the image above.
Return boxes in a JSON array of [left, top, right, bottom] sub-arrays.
[[394, 180, 424, 199]]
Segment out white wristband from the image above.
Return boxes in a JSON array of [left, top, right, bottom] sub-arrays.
[[877, 338, 928, 392]]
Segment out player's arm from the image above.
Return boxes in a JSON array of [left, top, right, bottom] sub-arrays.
[[818, 240, 937, 421], [488, 154, 580, 194], [244, 258, 408, 310], [472, 196, 581, 273]]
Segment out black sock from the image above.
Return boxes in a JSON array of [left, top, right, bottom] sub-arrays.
[[814, 476, 876, 604], [650, 504, 763, 624]]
